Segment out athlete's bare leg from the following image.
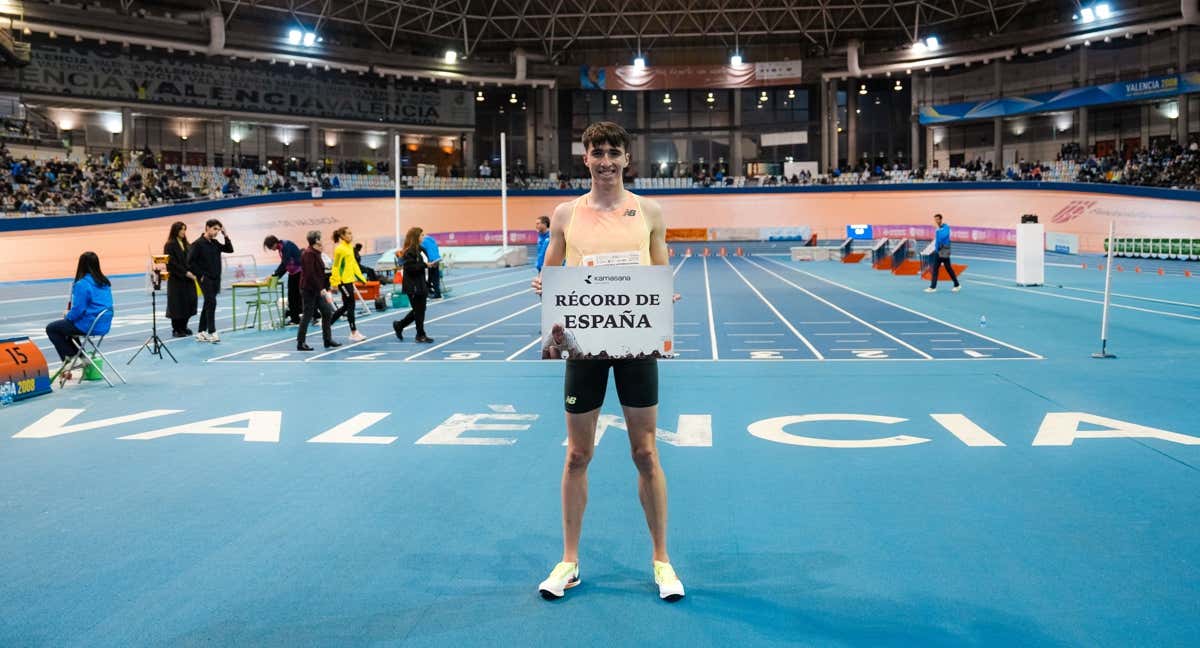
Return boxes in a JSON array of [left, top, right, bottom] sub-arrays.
[[561, 409, 600, 563], [623, 404, 669, 563]]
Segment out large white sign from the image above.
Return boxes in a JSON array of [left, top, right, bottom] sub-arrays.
[[0, 42, 475, 126], [540, 265, 674, 359]]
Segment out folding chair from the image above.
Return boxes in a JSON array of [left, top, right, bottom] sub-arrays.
[[52, 308, 126, 388], [240, 275, 282, 330]]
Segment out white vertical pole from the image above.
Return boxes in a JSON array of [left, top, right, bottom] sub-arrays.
[[1092, 220, 1117, 358], [500, 131, 509, 251], [394, 134, 401, 249]]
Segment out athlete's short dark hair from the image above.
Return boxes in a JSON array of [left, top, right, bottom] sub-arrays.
[[581, 121, 630, 154]]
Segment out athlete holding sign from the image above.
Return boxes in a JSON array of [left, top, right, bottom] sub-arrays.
[[532, 122, 684, 601]]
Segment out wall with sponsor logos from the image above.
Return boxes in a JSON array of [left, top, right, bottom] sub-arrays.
[[2, 184, 1197, 281]]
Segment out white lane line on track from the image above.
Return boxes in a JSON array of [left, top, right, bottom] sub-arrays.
[[721, 256, 823, 359], [762, 257, 1044, 359], [739, 256, 933, 360]]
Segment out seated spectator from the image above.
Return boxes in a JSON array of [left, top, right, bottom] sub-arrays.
[[45, 251, 114, 378]]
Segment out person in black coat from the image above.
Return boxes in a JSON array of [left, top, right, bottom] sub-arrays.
[[163, 221, 197, 337], [186, 218, 233, 342], [391, 226, 434, 343], [296, 230, 341, 351]]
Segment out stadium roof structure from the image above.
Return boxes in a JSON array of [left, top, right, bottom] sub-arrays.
[[13, 1, 1193, 68]]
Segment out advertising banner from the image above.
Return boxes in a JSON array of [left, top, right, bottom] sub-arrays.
[[1046, 232, 1079, 254], [847, 224, 874, 240], [433, 230, 539, 246], [872, 224, 1016, 246], [0, 41, 475, 126], [581, 61, 801, 91], [920, 73, 1200, 125], [539, 266, 674, 360]]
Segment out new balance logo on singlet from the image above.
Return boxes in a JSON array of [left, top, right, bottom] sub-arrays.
[[624, 209, 637, 218]]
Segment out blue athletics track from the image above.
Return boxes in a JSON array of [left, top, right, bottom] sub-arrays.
[[1, 242, 1198, 646]]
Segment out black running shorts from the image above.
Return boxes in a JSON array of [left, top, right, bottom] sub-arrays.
[[563, 358, 658, 413]]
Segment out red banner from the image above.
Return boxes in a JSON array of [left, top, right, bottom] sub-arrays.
[[581, 61, 802, 91]]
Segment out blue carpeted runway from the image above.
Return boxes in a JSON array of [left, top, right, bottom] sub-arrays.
[[2, 245, 1198, 646]]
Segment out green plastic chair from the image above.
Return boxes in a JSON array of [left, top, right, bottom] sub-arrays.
[[1192, 239, 1200, 260], [241, 275, 281, 330], [1169, 238, 1183, 259]]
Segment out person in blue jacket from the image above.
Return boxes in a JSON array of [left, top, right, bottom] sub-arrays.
[[925, 213, 961, 292], [45, 251, 114, 364], [420, 232, 443, 298], [535, 215, 551, 272], [264, 234, 304, 325]]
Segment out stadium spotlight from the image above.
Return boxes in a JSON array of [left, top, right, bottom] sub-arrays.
[[1096, 3, 1112, 20], [634, 56, 646, 69], [509, 92, 518, 104], [302, 32, 316, 46], [912, 41, 927, 54], [706, 92, 715, 103], [476, 90, 484, 102], [894, 79, 903, 91], [288, 29, 302, 45], [858, 83, 867, 95], [444, 50, 457, 64], [925, 36, 940, 50], [610, 94, 619, 105], [730, 53, 743, 65], [1080, 7, 1096, 23], [663, 92, 672, 104]]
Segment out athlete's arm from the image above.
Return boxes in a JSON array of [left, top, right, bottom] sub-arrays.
[[643, 197, 669, 266], [643, 197, 681, 302], [532, 201, 571, 294]]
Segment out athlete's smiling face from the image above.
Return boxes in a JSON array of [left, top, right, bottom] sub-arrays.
[[583, 141, 628, 187]]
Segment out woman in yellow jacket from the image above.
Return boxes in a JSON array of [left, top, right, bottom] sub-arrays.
[[330, 226, 367, 342]]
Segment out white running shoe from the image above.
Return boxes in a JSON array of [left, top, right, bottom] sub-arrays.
[[654, 561, 685, 601], [349, 330, 367, 342], [952, 285, 961, 292], [923, 287, 937, 293], [195, 331, 210, 342], [538, 561, 580, 599], [208, 331, 221, 343]]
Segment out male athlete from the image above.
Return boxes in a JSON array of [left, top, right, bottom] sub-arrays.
[[925, 213, 961, 293], [532, 121, 684, 601]]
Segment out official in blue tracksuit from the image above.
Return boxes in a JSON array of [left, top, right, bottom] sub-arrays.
[[420, 233, 443, 298], [927, 213, 960, 292], [535, 215, 551, 272], [264, 235, 304, 324], [45, 252, 114, 361]]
